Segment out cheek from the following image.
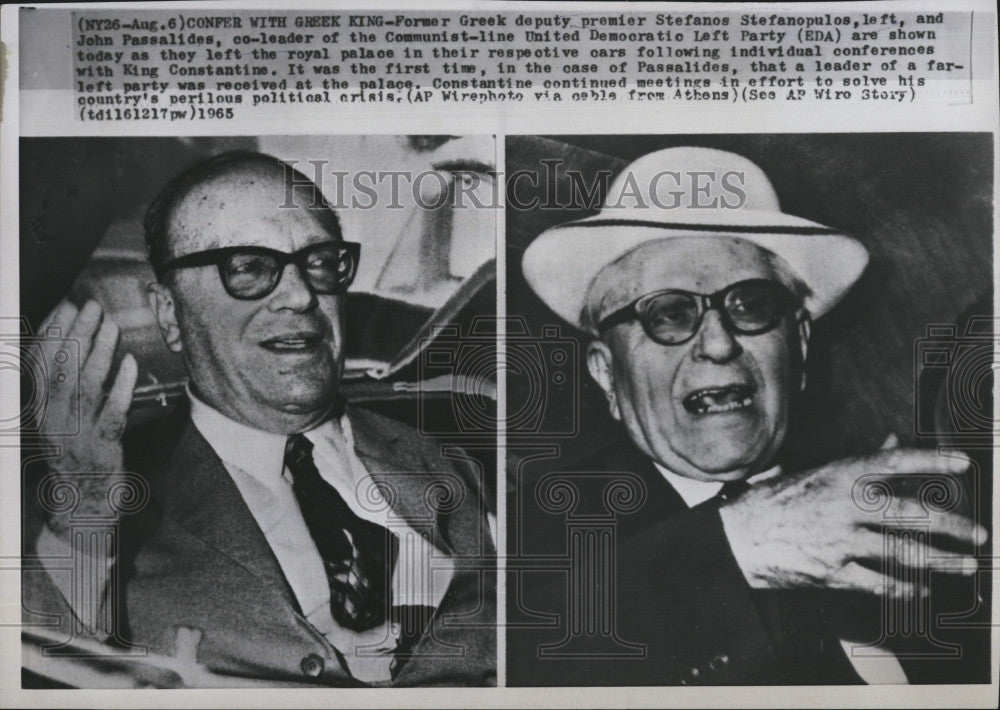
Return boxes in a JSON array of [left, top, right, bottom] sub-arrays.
[[317, 297, 345, 352], [612, 339, 682, 420], [176, 283, 256, 356], [749, 335, 797, 421]]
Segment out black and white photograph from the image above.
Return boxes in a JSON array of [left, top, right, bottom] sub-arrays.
[[17, 135, 498, 688], [2, 0, 998, 706], [505, 133, 993, 686]]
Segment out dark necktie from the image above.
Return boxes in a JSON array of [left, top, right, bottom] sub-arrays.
[[716, 478, 751, 502], [284, 433, 396, 631]]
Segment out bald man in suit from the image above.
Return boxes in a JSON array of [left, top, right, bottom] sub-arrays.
[[26, 151, 495, 687]]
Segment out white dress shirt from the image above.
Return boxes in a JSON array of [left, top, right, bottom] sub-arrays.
[[651, 461, 907, 684], [653, 462, 781, 507], [187, 393, 454, 683]]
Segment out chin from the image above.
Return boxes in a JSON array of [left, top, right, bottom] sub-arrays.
[[268, 383, 337, 413], [686, 456, 759, 476], [673, 437, 770, 476]]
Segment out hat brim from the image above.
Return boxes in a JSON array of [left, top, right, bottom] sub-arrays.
[[522, 210, 869, 331]]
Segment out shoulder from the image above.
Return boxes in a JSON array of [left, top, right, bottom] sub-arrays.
[[346, 405, 488, 500], [122, 402, 203, 505], [347, 406, 494, 552], [516, 434, 658, 502], [345, 405, 448, 471], [567, 435, 658, 475], [345, 405, 419, 446], [515, 434, 686, 549], [346, 405, 465, 464], [123, 402, 193, 466]]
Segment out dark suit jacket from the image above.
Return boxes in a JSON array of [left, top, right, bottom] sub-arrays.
[[507, 436, 862, 686], [25, 404, 496, 687]]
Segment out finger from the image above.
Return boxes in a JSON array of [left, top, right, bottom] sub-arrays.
[[39, 304, 97, 434], [98, 354, 138, 440], [47, 301, 103, 398], [171, 627, 203, 667], [836, 561, 921, 599], [853, 527, 893, 559], [884, 535, 979, 576], [880, 433, 899, 450], [34, 304, 75, 431], [924, 509, 989, 546], [875, 507, 987, 548], [871, 448, 970, 476], [81, 319, 121, 408], [65, 300, 104, 358], [870, 487, 987, 545], [37, 300, 79, 365], [39, 299, 78, 340]]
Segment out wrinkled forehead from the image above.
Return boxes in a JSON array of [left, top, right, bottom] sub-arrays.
[[167, 165, 332, 255], [585, 237, 779, 321]]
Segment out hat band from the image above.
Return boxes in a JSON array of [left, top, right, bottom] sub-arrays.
[[567, 218, 841, 235]]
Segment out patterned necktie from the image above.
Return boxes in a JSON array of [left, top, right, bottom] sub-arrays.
[[284, 433, 396, 631]]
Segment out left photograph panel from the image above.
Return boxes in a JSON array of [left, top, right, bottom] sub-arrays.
[[17, 135, 498, 688]]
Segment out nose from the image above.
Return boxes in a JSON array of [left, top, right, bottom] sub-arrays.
[[690, 309, 741, 363], [267, 263, 318, 312]]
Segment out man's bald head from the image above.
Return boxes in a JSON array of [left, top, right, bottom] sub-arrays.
[[143, 150, 350, 433], [143, 151, 342, 280]]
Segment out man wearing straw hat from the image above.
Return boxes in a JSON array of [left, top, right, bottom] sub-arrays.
[[514, 146, 986, 685]]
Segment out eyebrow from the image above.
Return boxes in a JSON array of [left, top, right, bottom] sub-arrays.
[[169, 237, 339, 256]]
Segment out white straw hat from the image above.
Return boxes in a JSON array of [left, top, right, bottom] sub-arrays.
[[522, 146, 869, 332]]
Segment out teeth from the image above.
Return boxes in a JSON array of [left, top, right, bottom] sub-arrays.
[[692, 396, 753, 415], [268, 339, 310, 350]]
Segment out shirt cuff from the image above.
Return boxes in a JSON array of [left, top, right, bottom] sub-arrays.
[[36, 524, 117, 641]]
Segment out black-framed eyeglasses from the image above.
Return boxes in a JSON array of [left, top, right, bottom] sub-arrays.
[[159, 241, 361, 300], [597, 278, 798, 345]]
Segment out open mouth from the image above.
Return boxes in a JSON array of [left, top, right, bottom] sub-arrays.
[[682, 384, 755, 415], [260, 332, 323, 353]]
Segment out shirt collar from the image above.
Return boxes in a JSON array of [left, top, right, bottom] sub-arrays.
[[187, 388, 360, 495], [652, 461, 782, 508], [188, 388, 289, 489]]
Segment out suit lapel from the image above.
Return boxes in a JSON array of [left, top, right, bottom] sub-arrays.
[[597, 438, 690, 535], [159, 419, 299, 610], [347, 407, 456, 555]]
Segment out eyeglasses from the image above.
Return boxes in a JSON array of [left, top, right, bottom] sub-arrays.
[[159, 241, 361, 300], [597, 279, 797, 345]]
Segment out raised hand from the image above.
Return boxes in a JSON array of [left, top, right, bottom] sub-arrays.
[[36, 300, 138, 540], [719, 446, 986, 598]]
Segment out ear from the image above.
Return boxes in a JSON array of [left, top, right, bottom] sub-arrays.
[[147, 282, 183, 353], [796, 310, 811, 391], [586, 338, 621, 421]]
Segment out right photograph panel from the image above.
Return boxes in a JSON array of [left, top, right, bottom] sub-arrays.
[[505, 134, 993, 686]]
